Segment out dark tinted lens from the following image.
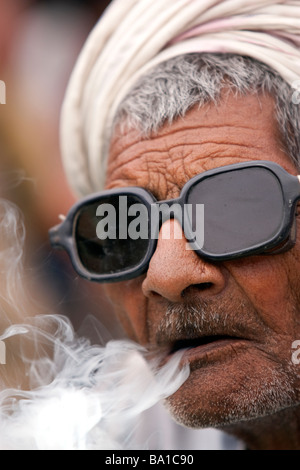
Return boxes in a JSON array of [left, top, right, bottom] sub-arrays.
[[188, 167, 284, 256], [75, 195, 150, 275]]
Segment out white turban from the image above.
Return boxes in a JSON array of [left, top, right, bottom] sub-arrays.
[[60, 0, 300, 198]]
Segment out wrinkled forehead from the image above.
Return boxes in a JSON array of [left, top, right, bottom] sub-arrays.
[[105, 92, 295, 199]]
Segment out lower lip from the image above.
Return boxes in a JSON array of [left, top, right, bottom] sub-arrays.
[[177, 338, 249, 369]]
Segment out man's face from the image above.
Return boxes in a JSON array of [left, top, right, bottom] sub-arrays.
[[103, 92, 300, 429]]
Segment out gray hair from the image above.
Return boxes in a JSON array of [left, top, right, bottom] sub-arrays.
[[112, 53, 300, 169]]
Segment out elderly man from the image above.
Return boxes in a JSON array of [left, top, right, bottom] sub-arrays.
[[50, 0, 300, 450]]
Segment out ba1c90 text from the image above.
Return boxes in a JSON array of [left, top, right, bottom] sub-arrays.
[[149, 455, 193, 465]]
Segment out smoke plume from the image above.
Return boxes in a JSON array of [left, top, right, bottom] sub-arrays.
[[0, 197, 189, 450]]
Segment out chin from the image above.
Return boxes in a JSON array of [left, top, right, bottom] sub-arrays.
[[162, 361, 296, 430]]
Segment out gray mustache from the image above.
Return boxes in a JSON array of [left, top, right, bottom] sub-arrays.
[[154, 298, 265, 346]]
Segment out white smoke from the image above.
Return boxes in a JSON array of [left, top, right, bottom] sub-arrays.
[[0, 197, 190, 450]]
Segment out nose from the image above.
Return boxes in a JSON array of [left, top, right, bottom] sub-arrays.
[[142, 219, 227, 303]]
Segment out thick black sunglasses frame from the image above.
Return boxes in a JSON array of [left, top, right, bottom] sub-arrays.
[[49, 160, 300, 283]]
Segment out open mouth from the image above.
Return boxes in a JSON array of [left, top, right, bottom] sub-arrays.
[[171, 335, 242, 354]]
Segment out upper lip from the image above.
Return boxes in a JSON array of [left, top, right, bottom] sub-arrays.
[[150, 299, 266, 356]]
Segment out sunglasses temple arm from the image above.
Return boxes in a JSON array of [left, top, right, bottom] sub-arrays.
[[49, 225, 61, 249], [49, 222, 68, 250]]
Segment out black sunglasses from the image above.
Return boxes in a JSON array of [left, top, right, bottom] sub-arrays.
[[49, 160, 300, 283]]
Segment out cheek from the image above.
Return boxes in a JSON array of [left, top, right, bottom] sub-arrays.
[[103, 278, 148, 344], [227, 252, 300, 331]]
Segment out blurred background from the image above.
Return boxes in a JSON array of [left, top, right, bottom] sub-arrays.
[[0, 1, 241, 449], [0, 0, 124, 341]]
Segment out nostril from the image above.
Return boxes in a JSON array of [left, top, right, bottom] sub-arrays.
[[181, 283, 213, 297], [196, 282, 214, 291]]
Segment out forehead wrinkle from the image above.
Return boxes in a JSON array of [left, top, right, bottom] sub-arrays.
[[107, 149, 168, 189], [109, 120, 254, 165], [107, 135, 171, 184], [108, 138, 266, 190], [108, 124, 263, 174], [108, 119, 275, 175], [106, 93, 293, 191], [108, 90, 278, 164]]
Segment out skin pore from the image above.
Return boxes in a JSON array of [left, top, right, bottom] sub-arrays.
[[103, 91, 300, 450]]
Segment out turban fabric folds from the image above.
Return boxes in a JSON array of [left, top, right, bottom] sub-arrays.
[[60, 0, 300, 197]]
